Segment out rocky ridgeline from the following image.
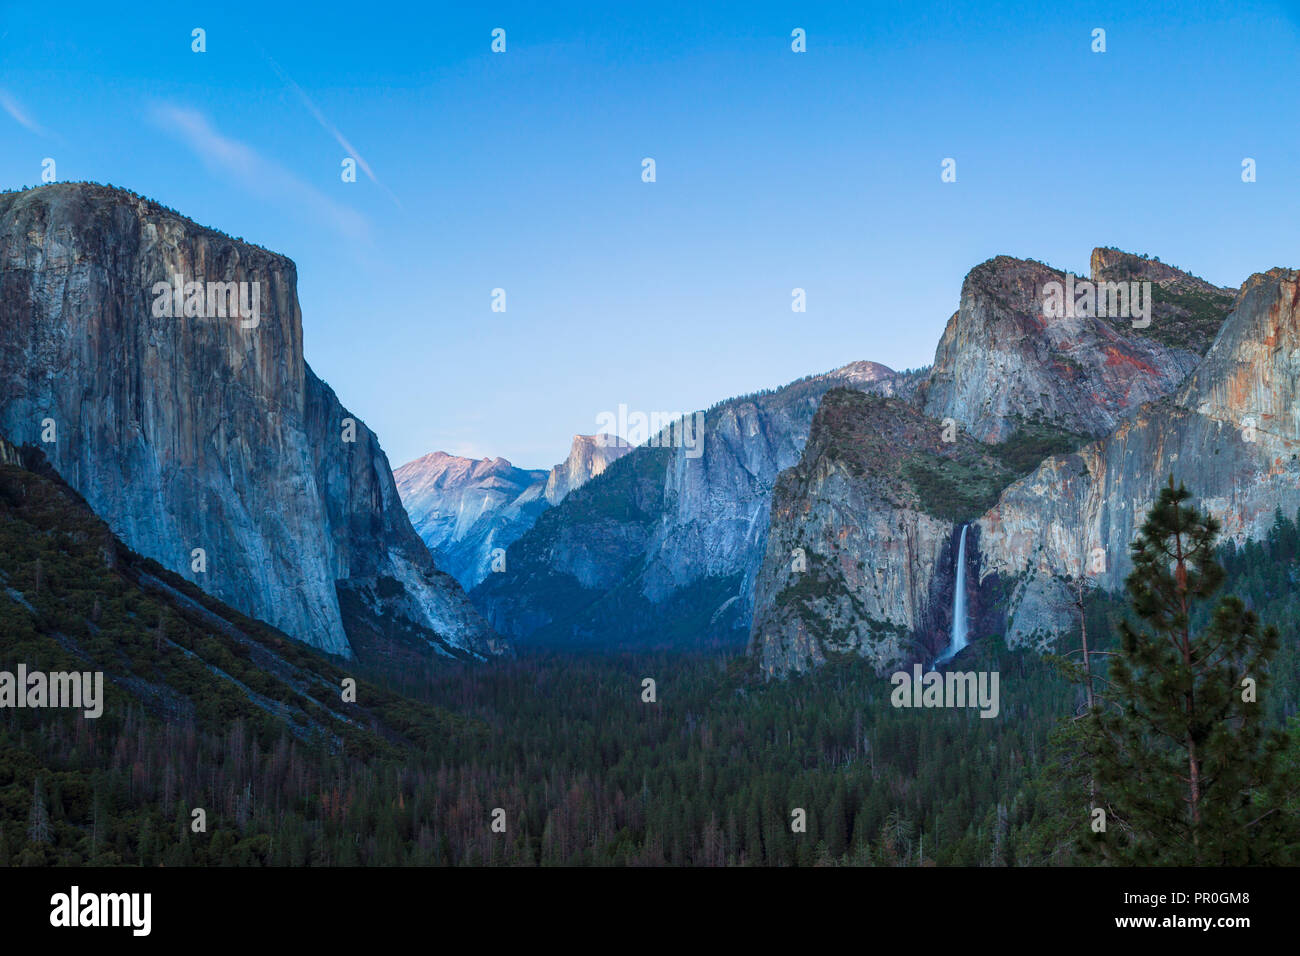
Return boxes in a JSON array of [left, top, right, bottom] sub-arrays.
[[394, 434, 633, 589], [544, 434, 633, 504], [918, 253, 1230, 443], [749, 249, 1264, 676], [471, 361, 901, 648], [8, 184, 1269, 679], [469, 241, 1270, 672], [0, 183, 499, 663], [979, 266, 1300, 648]]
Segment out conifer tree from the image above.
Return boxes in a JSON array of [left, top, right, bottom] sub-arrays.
[[1089, 477, 1297, 864]]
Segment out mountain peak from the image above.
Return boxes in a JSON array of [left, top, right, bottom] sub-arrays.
[[921, 251, 1230, 443], [1090, 247, 1234, 295], [395, 451, 528, 489], [545, 433, 635, 505], [819, 360, 897, 385], [395, 433, 635, 589], [1179, 266, 1300, 440]]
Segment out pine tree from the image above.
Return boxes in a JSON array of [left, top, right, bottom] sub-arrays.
[[1088, 477, 1298, 864]]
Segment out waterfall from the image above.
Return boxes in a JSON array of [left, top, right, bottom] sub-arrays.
[[934, 524, 969, 667]]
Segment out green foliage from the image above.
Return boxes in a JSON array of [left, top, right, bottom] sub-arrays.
[[904, 416, 1083, 524], [991, 420, 1088, 474], [1086, 479, 1298, 864], [1143, 284, 1236, 353], [903, 455, 1011, 523], [544, 446, 672, 525], [3, 450, 1297, 867], [0, 457, 481, 865]]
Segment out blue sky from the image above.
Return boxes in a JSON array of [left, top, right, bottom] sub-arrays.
[[2, 1, 1298, 468]]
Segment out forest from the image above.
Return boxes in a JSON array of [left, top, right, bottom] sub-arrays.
[[2, 449, 1298, 865]]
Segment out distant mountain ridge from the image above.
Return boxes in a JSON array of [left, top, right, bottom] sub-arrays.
[[445, 243, 1278, 676], [470, 360, 901, 648], [544, 434, 635, 505], [6, 185, 1276, 684], [394, 434, 633, 589]]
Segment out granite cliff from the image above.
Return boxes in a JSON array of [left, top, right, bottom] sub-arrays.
[[0, 183, 498, 663], [919, 252, 1233, 442], [978, 266, 1300, 647], [750, 250, 1248, 677], [748, 388, 1018, 678]]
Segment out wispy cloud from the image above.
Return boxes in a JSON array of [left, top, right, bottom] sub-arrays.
[[0, 89, 50, 136], [265, 55, 402, 208], [151, 104, 370, 240]]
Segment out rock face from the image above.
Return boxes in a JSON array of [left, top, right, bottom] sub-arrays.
[[0, 183, 499, 662], [749, 250, 1249, 677], [395, 453, 548, 589], [471, 361, 900, 648], [544, 433, 633, 505], [748, 388, 1014, 678], [394, 434, 632, 589], [918, 254, 1233, 443], [978, 267, 1300, 647]]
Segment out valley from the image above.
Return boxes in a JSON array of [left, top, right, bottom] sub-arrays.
[[1, 182, 1297, 867]]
